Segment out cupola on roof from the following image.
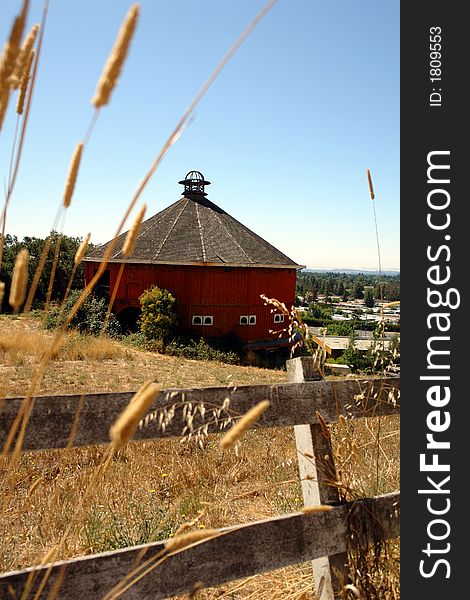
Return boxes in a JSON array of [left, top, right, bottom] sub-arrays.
[[178, 171, 211, 197]]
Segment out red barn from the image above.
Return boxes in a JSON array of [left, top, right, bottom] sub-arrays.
[[84, 171, 303, 347]]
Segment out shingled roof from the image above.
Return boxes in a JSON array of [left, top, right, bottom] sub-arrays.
[[85, 173, 302, 269]]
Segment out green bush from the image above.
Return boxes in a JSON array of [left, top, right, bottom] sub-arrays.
[[45, 289, 121, 337], [165, 336, 240, 365], [139, 286, 178, 342]]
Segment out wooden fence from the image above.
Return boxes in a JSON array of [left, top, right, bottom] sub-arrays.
[[0, 357, 400, 599]]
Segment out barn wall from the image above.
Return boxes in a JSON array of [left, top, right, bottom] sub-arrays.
[[84, 262, 297, 343]]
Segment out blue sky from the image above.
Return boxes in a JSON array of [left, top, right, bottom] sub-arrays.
[[1, 0, 399, 271]]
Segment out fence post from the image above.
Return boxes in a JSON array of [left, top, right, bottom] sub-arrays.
[[287, 356, 349, 599]]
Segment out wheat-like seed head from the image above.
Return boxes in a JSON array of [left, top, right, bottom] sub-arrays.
[[0, 281, 5, 310], [16, 47, 34, 115], [165, 529, 219, 554], [74, 233, 91, 265], [122, 203, 146, 257], [9, 247, 29, 311], [109, 382, 159, 450], [367, 169, 375, 200], [10, 23, 39, 89], [0, 0, 29, 89], [0, 89, 9, 131], [91, 4, 140, 108], [219, 400, 270, 449], [0, 0, 29, 131], [63, 142, 84, 208]]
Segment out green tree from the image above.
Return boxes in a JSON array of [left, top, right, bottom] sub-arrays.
[[353, 281, 364, 299], [0, 232, 91, 312], [139, 285, 178, 342], [339, 330, 371, 373], [364, 288, 374, 308]]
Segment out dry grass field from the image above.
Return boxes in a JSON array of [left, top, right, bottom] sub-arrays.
[[0, 315, 400, 599]]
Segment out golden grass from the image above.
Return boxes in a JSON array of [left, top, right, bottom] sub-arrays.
[[0, 316, 399, 600], [0, 316, 130, 366], [0, 316, 287, 396], [110, 382, 160, 450], [74, 233, 90, 265], [10, 22, 39, 89], [62, 142, 83, 208], [220, 400, 270, 449], [0, 412, 399, 598], [8, 247, 28, 311], [91, 4, 140, 108], [123, 203, 146, 257], [15, 46, 33, 115]]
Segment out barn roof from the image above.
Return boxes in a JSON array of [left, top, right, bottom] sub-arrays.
[[85, 173, 303, 269]]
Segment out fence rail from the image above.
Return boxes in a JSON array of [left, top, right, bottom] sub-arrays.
[[0, 492, 399, 599], [1, 376, 399, 452]]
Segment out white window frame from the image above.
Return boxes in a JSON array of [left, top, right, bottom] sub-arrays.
[[274, 313, 285, 324], [239, 315, 249, 325], [249, 315, 256, 325], [193, 315, 213, 326]]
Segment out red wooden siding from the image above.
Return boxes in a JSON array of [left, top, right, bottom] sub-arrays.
[[85, 262, 296, 344]]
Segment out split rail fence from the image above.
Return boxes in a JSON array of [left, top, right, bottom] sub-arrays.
[[0, 357, 400, 599]]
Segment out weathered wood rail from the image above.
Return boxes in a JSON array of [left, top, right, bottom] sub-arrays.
[[1, 376, 399, 452], [0, 358, 400, 599], [0, 493, 399, 600]]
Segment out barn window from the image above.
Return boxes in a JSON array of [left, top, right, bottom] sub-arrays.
[[249, 315, 256, 325], [239, 316, 248, 325], [274, 314, 285, 324], [193, 315, 213, 326]]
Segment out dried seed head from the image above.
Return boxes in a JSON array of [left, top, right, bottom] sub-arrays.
[[109, 382, 159, 450], [0, 89, 9, 131], [63, 142, 84, 208], [219, 400, 270, 450], [74, 233, 91, 265], [0, 0, 29, 90], [11, 23, 39, 89], [315, 410, 330, 439], [16, 47, 34, 115], [0, 281, 5, 310], [301, 504, 333, 514], [367, 169, 375, 200], [91, 4, 140, 108], [165, 529, 219, 554], [9, 248, 29, 311], [122, 203, 146, 257], [342, 584, 361, 599], [0, 0, 29, 131]]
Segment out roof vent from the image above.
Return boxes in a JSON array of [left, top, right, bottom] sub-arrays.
[[178, 171, 211, 197]]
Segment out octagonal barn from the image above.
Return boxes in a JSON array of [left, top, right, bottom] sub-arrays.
[[84, 171, 303, 347]]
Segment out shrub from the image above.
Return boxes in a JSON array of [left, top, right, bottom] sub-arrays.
[[139, 286, 178, 342], [45, 289, 121, 337], [165, 336, 240, 365]]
